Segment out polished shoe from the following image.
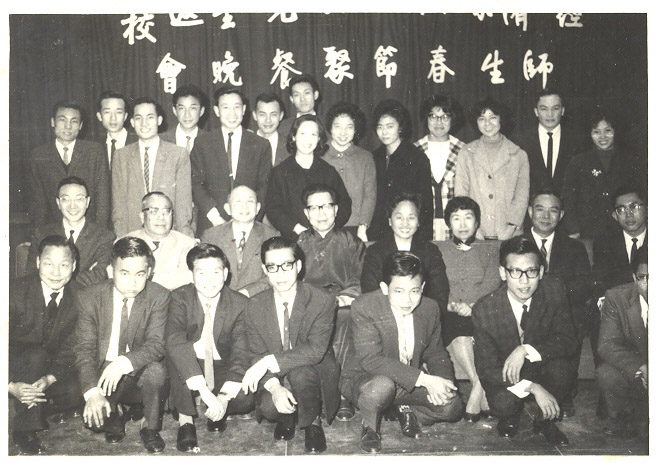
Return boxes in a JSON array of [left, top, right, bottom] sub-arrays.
[[398, 405, 422, 438], [104, 428, 126, 444], [13, 431, 45, 455], [383, 407, 400, 421], [535, 420, 569, 447], [336, 398, 355, 421], [463, 412, 481, 423], [140, 428, 165, 453], [104, 410, 126, 443], [360, 425, 382, 453], [176, 423, 198, 452], [273, 415, 295, 441], [480, 409, 491, 419], [304, 423, 327, 453], [125, 402, 145, 422], [497, 415, 520, 438], [560, 400, 576, 418], [207, 417, 227, 433]]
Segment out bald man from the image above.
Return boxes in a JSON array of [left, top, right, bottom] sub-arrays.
[[201, 186, 279, 297]]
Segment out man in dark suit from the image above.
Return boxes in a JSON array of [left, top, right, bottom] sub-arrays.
[[95, 91, 138, 169], [9, 235, 82, 455], [201, 185, 279, 297], [160, 84, 208, 153], [166, 244, 255, 452], [112, 97, 194, 238], [190, 86, 272, 234], [472, 236, 578, 447], [241, 237, 339, 453], [597, 246, 648, 440], [525, 189, 593, 416], [252, 92, 289, 167], [516, 89, 581, 200], [27, 176, 115, 286], [341, 251, 463, 454], [75, 237, 170, 453], [277, 74, 321, 139], [25, 101, 110, 228]]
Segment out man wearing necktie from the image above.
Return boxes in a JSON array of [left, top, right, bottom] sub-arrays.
[[340, 251, 463, 454], [241, 237, 339, 453], [75, 237, 170, 453], [161, 84, 208, 154], [165, 244, 254, 452], [472, 236, 577, 447], [112, 97, 194, 238], [95, 91, 137, 170], [597, 246, 648, 440], [190, 86, 272, 234], [525, 189, 593, 416], [9, 235, 82, 455]]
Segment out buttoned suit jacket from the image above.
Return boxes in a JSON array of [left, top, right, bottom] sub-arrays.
[[516, 125, 582, 198], [9, 274, 82, 380], [201, 221, 279, 296], [593, 227, 648, 297], [244, 282, 339, 423], [471, 276, 578, 389], [340, 290, 455, 394], [25, 139, 110, 228], [74, 280, 170, 395], [190, 129, 272, 233], [112, 139, 193, 238], [27, 220, 116, 286], [598, 282, 648, 383], [165, 283, 250, 382]]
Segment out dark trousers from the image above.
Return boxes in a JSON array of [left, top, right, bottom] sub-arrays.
[[256, 365, 323, 428], [332, 307, 352, 371], [596, 362, 648, 419], [87, 361, 167, 432], [481, 358, 571, 421], [9, 345, 82, 433], [168, 358, 254, 418], [347, 374, 464, 430]]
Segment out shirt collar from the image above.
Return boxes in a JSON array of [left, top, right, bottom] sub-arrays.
[[41, 281, 64, 305], [222, 125, 242, 138], [274, 291, 296, 313], [623, 228, 647, 247], [296, 110, 316, 118], [198, 291, 221, 312], [538, 124, 561, 137], [507, 291, 533, 315], [113, 287, 135, 308], [231, 220, 254, 240], [176, 124, 198, 140], [107, 128, 128, 144], [530, 228, 555, 250], [139, 136, 160, 153], [63, 217, 86, 238], [56, 138, 76, 154]]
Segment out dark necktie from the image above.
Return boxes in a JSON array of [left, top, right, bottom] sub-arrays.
[[185, 135, 192, 153], [152, 241, 160, 251], [227, 132, 234, 185], [119, 297, 130, 354], [540, 238, 548, 270], [62, 146, 70, 166], [110, 138, 117, 167], [520, 303, 529, 332], [630, 238, 638, 265], [143, 146, 150, 193], [68, 229, 75, 245], [237, 231, 246, 268], [45, 291, 59, 334], [203, 303, 215, 391], [282, 302, 290, 351], [546, 131, 553, 178], [385, 153, 392, 169]]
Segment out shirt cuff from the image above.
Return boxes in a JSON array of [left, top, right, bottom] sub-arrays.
[[264, 377, 280, 391], [186, 375, 207, 391], [523, 344, 542, 362], [414, 371, 425, 388], [507, 379, 533, 398], [84, 386, 103, 401], [266, 354, 280, 373], [207, 207, 223, 225], [46, 374, 57, 386], [116, 356, 134, 374], [219, 381, 242, 399]]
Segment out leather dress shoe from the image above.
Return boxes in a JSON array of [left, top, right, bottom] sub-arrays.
[[105, 428, 126, 444], [398, 406, 422, 438], [360, 426, 381, 453], [177, 423, 198, 452], [140, 428, 165, 453], [497, 415, 520, 438], [274, 415, 295, 440], [463, 412, 481, 423], [336, 398, 355, 421], [304, 423, 327, 453], [13, 431, 45, 455], [480, 409, 491, 419], [535, 420, 569, 447], [207, 417, 227, 433], [104, 411, 126, 444]]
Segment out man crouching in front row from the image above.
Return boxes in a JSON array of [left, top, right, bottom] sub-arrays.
[[341, 251, 464, 453]]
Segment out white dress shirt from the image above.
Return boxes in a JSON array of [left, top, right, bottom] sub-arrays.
[[56, 139, 77, 164], [640, 294, 648, 328], [391, 307, 415, 365], [175, 124, 198, 152], [63, 217, 86, 244], [257, 129, 280, 166], [221, 125, 243, 179], [105, 128, 129, 165], [263, 292, 296, 391], [232, 221, 253, 244], [530, 228, 555, 268], [538, 124, 561, 176], [623, 229, 647, 263], [192, 293, 222, 361], [41, 281, 64, 306]]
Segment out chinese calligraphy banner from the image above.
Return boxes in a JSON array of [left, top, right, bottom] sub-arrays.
[[9, 13, 647, 213]]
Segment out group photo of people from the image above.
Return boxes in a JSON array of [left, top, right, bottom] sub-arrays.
[[7, 12, 648, 456]]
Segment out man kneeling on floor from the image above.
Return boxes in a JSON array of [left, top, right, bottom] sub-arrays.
[[166, 243, 255, 452], [472, 236, 577, 447], [340, 251, 464, 453]]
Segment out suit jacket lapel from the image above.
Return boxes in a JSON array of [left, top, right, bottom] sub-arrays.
[[498, 290, 523, 345], [129, 144, 146, 195], [627, 286, 648, 358], [213, 289, 229, 343], [239, 224, 261, 275], [100, 283, 115, 361], [125, 287, 147, 348], [152, 143, 167, 186], [75, 221, 91, 260], [50, 143, 67, 176], [379, 300, 401, 362], [289, 286, 306, 348], [411, 307, 426, 367], [192, 293, 206, 340], [263, 292, 284, 352]]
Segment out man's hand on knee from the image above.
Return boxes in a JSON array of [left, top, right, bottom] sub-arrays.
[[528, 383, 560, 420], [270, 384, 297, 414], [8, 381, 46, 407], [84, 391, 112, 428]]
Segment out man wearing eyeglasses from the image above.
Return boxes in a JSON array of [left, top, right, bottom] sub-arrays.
[[123, 192, 196, 291], [472, 236, 577, 447], [597, 245, 648, 440], [241, 236, 339, 453], [27, 176, 116, 286]]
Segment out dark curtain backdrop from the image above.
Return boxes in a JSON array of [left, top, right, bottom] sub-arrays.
[[9, 13, 647, 214]]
